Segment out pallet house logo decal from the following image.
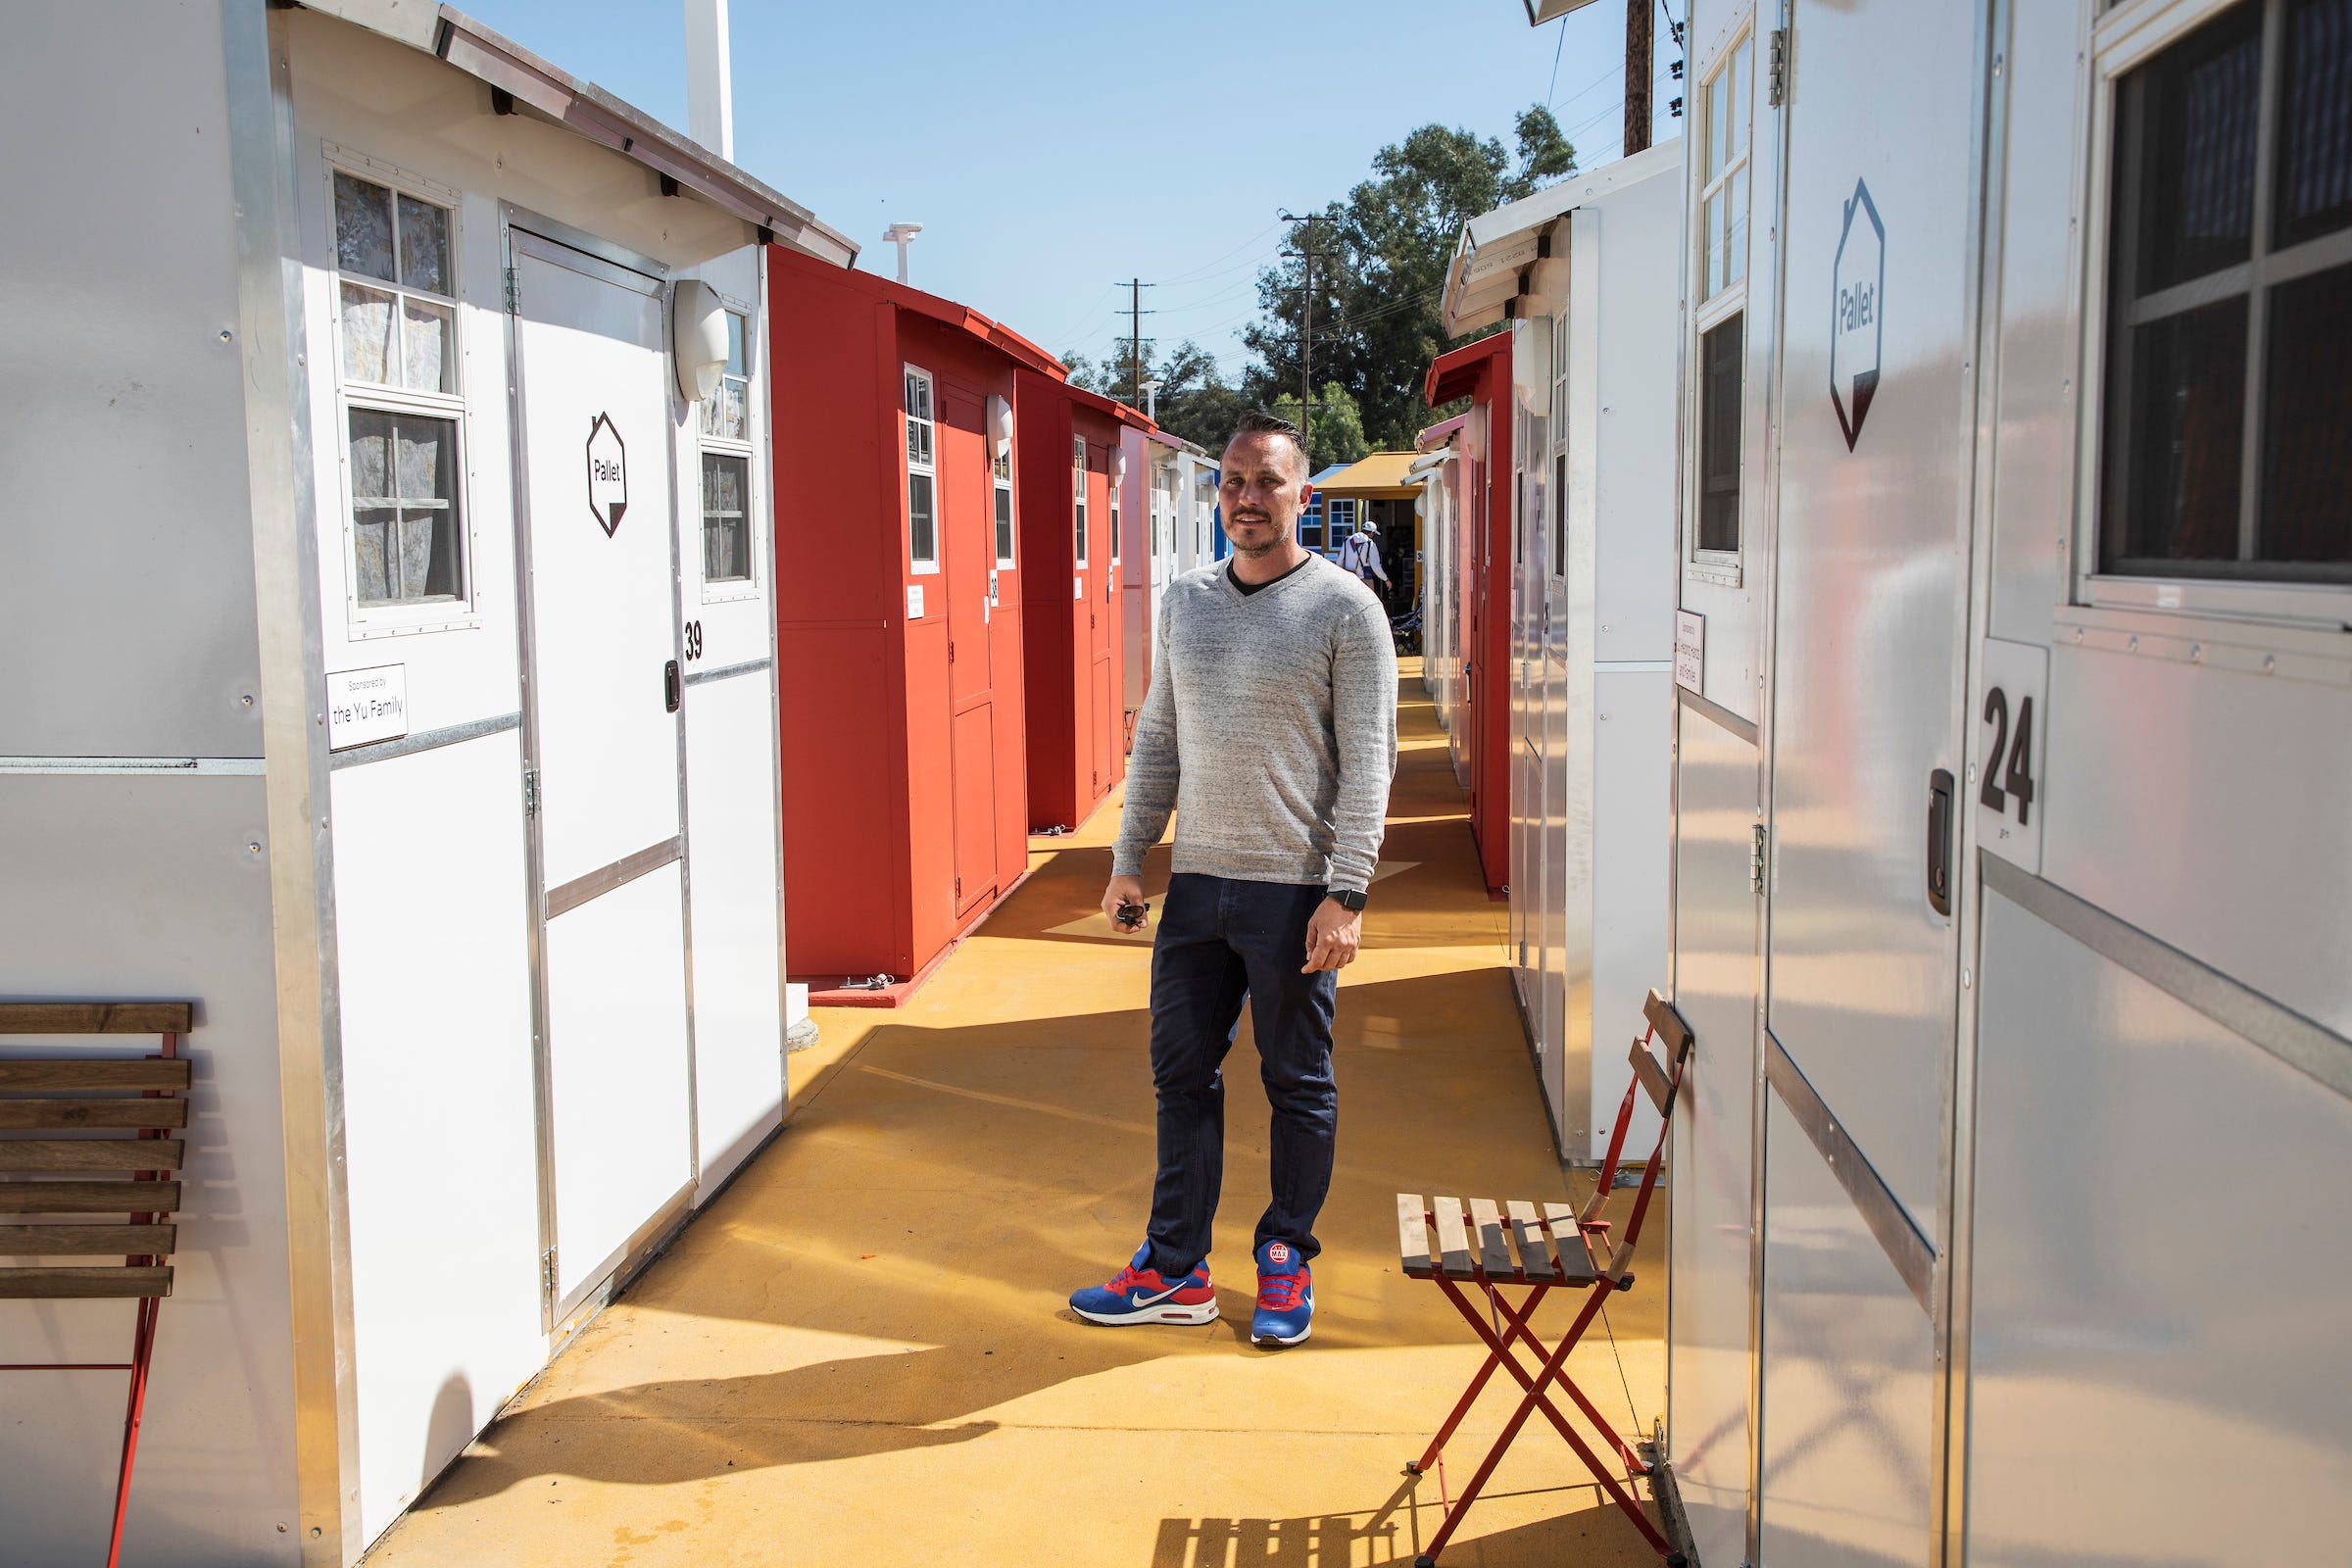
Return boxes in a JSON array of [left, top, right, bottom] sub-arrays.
[[1832, 178, 1884, 451], [586, 412, 628, 536]]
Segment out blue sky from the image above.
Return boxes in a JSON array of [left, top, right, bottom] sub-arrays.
[[460, 0, 1678, 381]]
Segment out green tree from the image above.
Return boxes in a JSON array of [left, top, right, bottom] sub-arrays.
[[1270, 382, 1371, 470], [1245, 105, 1574, 450], [1060, 337, 1258, 457]]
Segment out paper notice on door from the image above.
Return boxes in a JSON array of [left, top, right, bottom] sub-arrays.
[[906, 584, 925, 619], [326, 664, 408, 752], [1674, 611, 1705, 695]]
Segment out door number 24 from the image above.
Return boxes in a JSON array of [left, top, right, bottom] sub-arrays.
[[1979, 687, 2035, 825]]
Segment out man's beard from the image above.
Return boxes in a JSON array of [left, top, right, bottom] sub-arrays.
[[1233, 530, 1282, 558]]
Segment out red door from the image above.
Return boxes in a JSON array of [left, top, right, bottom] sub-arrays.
[[943, 389, 998, 915]]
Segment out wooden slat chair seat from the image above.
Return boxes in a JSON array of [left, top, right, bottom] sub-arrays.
[[0, 1002, 194, 1568], [1391, 991, 1694, 1568]]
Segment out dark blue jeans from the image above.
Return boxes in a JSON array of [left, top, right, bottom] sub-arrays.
[[1144, 872, 1339, 1279]]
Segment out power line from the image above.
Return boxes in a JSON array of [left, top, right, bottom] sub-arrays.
[[1152, 220, 1287, 286]]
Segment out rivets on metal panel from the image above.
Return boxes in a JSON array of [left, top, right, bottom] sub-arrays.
[[2128, 635, 2139, 652], [1993, 54, 2004, 75], [1963, 967, 1973, 989], [2264, 655, 2278, 673], [2074, 627, 2084, 643], [218, 328, 233, 343], [245, 841, 263, 857], [239, 693, 256, 709], [2190, 644, 2203, 662]]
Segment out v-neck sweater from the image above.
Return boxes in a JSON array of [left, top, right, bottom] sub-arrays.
[[1113, 555, 1398, 894]]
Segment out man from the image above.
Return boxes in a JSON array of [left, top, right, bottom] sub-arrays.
[[1070, 411, 1398, 1348], [1337, 516, 1392, 610]]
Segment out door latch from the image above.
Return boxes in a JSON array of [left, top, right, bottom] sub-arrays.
[[1927, 768, 1955, 916], [663, 659, 682, 713], [1750, 823, 1767, 895]]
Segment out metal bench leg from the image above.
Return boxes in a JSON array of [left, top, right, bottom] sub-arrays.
[[1408, 1279, 1550, 1475], [106, 1295, 162, 1568], [1489, 1286, 1650, 1476], [1414, 1284, 1677, 1566]]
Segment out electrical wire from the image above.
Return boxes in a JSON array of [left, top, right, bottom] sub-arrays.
[[1545, 15, 1567, 107]]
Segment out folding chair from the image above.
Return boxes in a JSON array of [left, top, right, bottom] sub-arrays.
[[0, 1003, 193, 1568], [1395, 990, 1692, 1566]]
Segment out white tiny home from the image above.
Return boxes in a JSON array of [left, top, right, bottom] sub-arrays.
[[1123, 428, 1217, 730], [1439, 140, 1684, 1160], [0, 4, 852, 1562]]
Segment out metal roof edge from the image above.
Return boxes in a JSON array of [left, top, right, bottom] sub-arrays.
[[304, 3, 862, 266], [1444, 138, 1685, 335]]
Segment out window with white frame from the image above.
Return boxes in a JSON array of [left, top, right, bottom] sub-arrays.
[[1300, 494, 1326, 549], [1110, 466, 1121, 564], [1552, 308, 1570, 579], [701, 308, 755, 587], [1073, 435, 1090, 564], [2099, 0, 2352, 587], [1692, 24, 1752, 563], [332, 165, 466, 610], [906, 367, 938, 571], [1327, 497, 1357, 539], [994, 445, 1016, 566]]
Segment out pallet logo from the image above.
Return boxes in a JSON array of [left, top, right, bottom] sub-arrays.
[[586, 412, 628, 536], [1832, 178, 1884, 452]]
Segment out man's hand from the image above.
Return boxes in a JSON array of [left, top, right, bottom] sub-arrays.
[[1300, 897, 1364, 973], [1102, 874, 1148, 932]]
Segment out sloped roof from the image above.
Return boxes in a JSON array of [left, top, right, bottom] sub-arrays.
[[1315, 451, 1425, 496]]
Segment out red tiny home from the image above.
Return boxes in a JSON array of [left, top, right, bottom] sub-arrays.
[[1426, 334, 1513, 897], [1015, 369, 1154, 834], [767, 246, 1053, 1000]]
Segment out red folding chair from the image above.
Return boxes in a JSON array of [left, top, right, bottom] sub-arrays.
[[1395, 990, 1691, 1566], [0, 1003, 192, 1568]]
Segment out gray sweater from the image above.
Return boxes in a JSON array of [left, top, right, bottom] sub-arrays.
[[1112, 557, 1398, 894]]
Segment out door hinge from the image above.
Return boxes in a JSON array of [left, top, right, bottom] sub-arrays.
[[540, 1248, 557, 1298], [1750, 823, 1768, 894], [954, 876, 962, 901], [504, 266, 521, 313], [1767, 27, 1789, 108], [949, 639, 956, 664], [523, 767, 540, 817]]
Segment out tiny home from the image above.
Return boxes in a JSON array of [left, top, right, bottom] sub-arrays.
[[1124, 430, 1214, 739], [766, 250, 1049, 1001], [1311, 450, 1426, 612], [1017, 372, 1154, 830], [1423, 333, 1515, 895], [1440, 141, 1683, 1159], [0, 5, 849, 1561]]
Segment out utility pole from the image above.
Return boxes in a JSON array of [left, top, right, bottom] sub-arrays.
[[1278, 211, 1335, 469], [1123, 278, 1156, 410], [1624, 0, 1653, 157]]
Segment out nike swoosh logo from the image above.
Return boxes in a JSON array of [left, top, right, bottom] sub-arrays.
[[1126, 1282, 1186, 1306]]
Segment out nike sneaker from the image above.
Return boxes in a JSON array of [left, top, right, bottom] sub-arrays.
[[1069, 1243, 1219, 1326], [1251, 1238, 1314, 1347]]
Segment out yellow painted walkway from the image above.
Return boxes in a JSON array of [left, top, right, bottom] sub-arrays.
[[368, 662, 1666, 1567]]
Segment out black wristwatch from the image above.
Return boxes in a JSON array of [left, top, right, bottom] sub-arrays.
[[1331, 888, 1368, 913]]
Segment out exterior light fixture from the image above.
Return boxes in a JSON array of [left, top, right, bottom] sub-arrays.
[[882, 221, 923, 284], [672, 277, 728, 402]]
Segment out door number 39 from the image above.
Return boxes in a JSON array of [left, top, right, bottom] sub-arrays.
[[1979, 687, 2035, 825], [683, 620, 705, 662]]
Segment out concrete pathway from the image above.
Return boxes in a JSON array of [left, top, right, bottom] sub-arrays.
[[367, 662, 1667, 1567]]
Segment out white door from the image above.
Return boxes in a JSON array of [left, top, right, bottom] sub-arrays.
[[510, 222, 695, 1312], [1757, 1, 1982, 1561]]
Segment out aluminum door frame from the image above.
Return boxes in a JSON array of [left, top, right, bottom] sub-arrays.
[[500, 202, 700, 1334]]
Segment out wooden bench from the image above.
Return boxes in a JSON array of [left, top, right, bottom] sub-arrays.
[[1393, 991, 1692, 1567], [0, 1002, 194, 1568]]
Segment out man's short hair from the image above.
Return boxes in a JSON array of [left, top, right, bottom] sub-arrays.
[[1226, 410, 1309, 478]]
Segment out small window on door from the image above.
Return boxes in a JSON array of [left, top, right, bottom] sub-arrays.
[[1690, 24, 1752, 569], [700, 304, 758, 597], [1073, 435, 1089, 565], [1551, 309, 1570, 580], [994, 447, 1016, 566], [699, 310, 751, 444], [2099, 0, 2352, 586], [906, 367, 938, 573], [1697, 314, 1745, 554], [1110, 469, 1122, 564], [331, 161, 469, 615], [702, 454, 751, 584]]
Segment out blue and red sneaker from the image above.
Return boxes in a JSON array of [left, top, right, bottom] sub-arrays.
[[1251, 1239, 1313, 1347], [1069, 1244, 1219, 1327]]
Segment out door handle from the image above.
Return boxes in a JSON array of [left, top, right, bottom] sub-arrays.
[[664, 659, 682, 713], [1926, 768, 1954, 915]]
